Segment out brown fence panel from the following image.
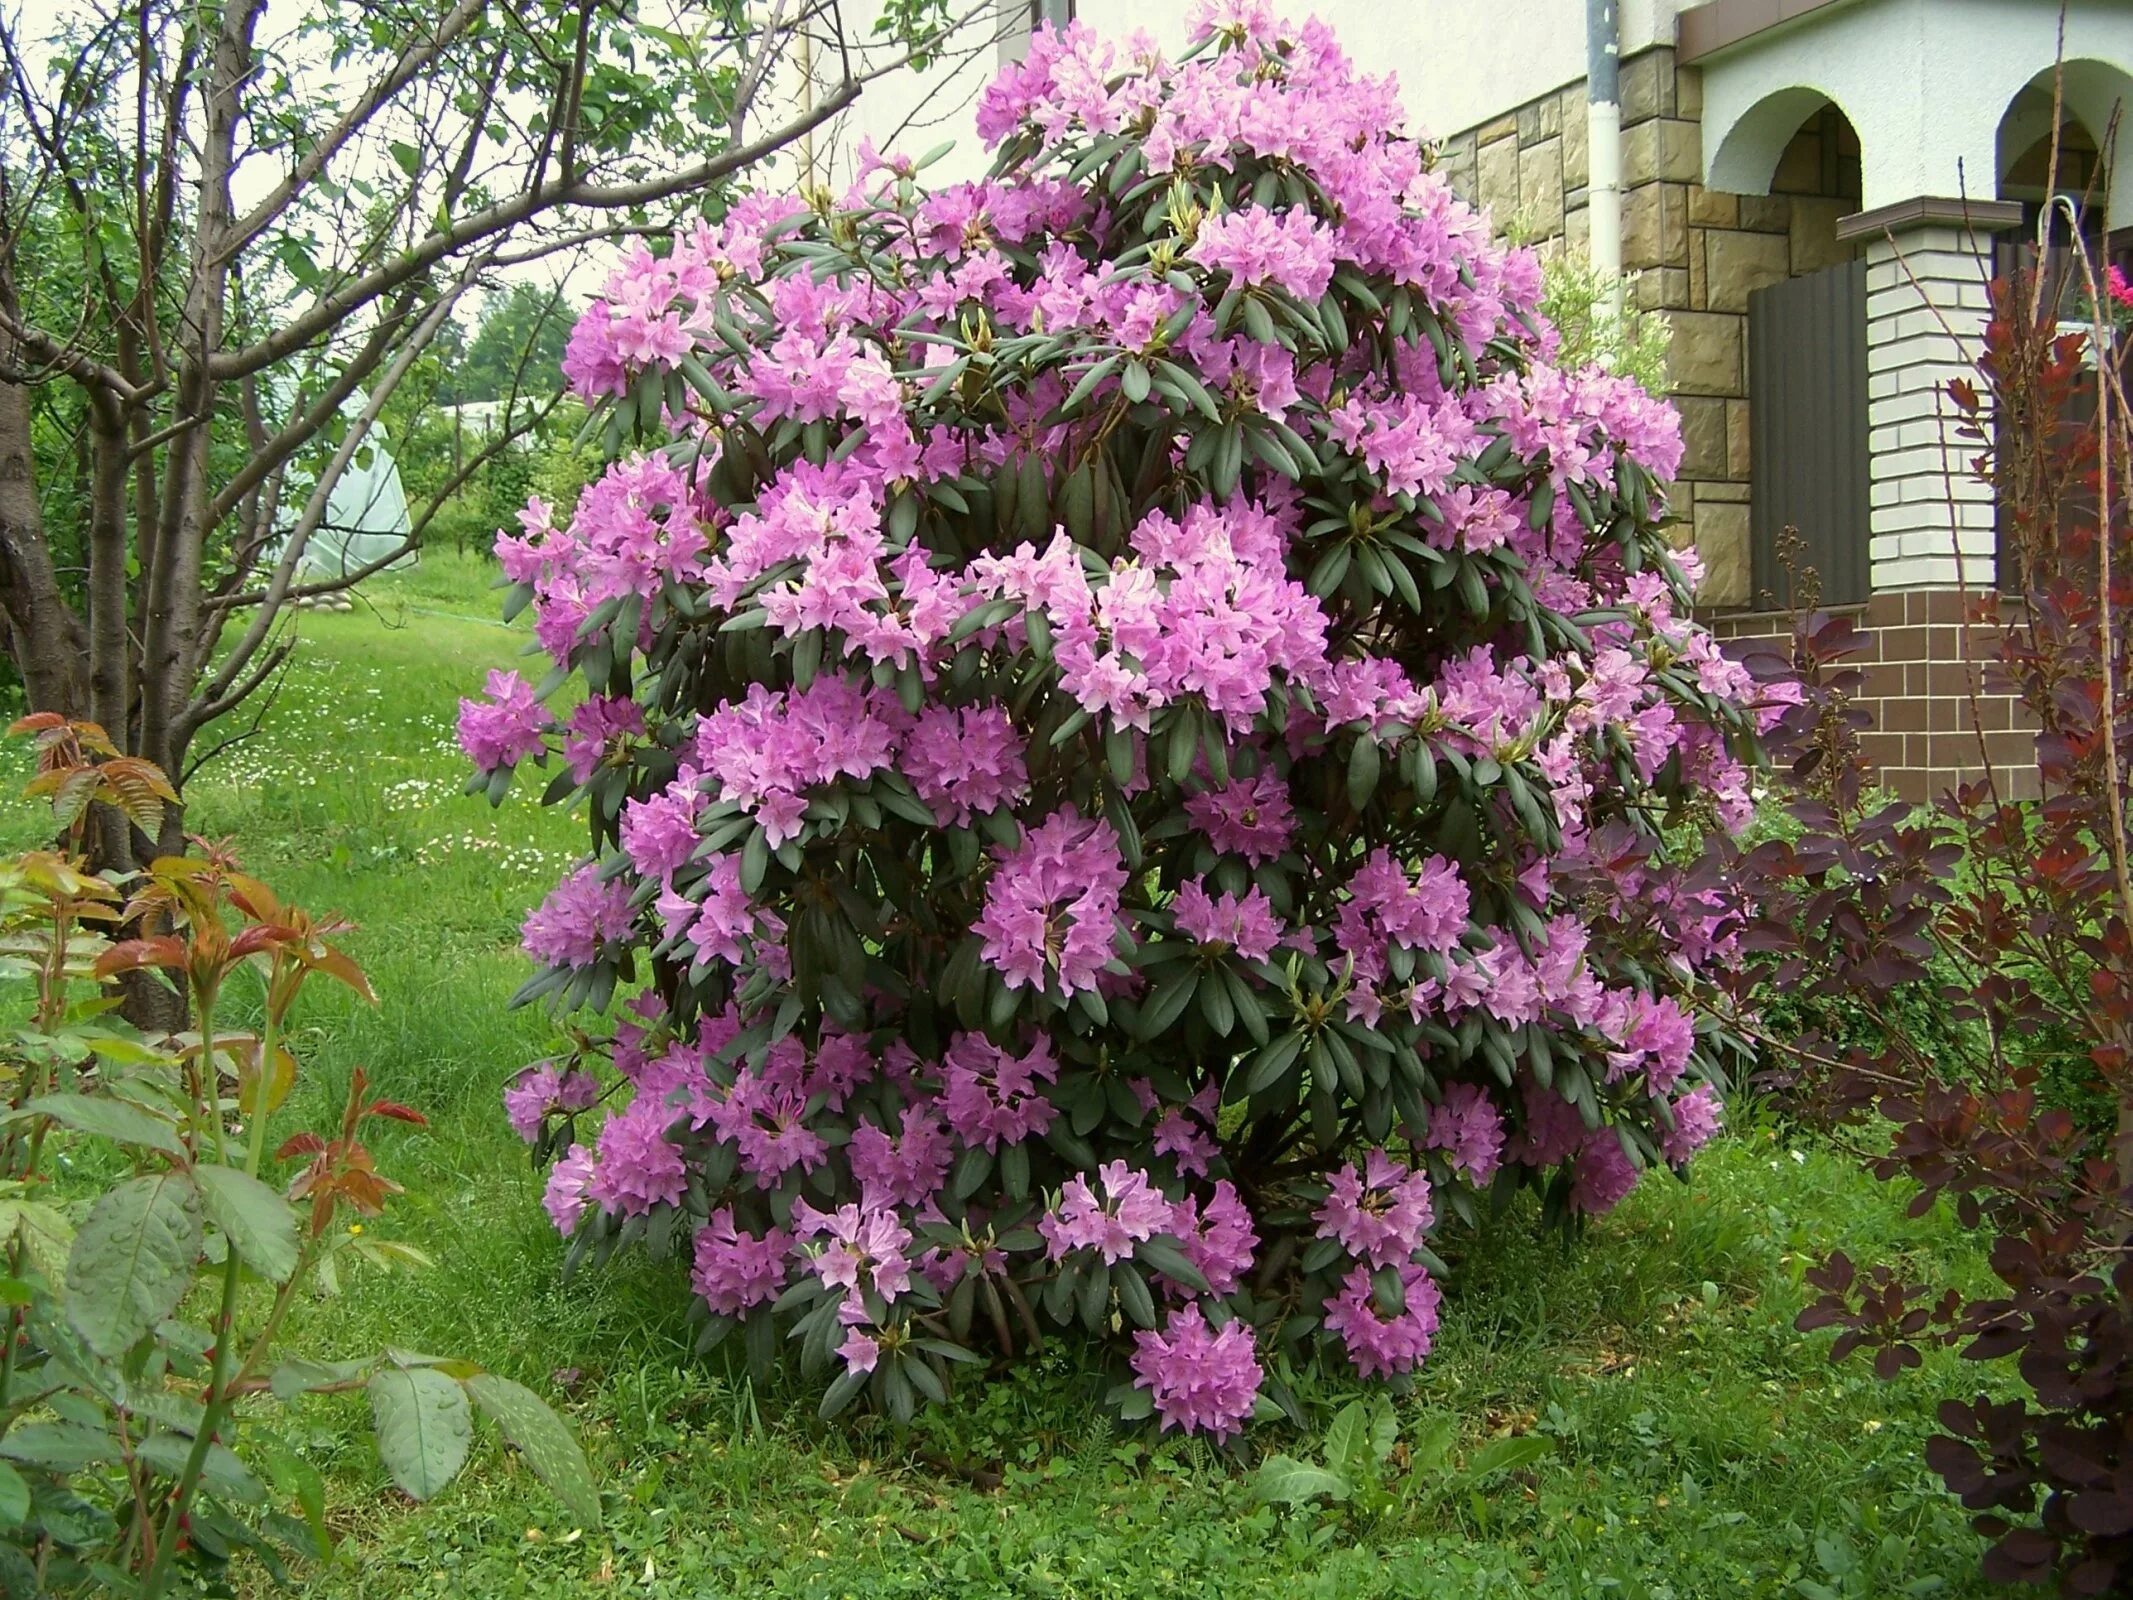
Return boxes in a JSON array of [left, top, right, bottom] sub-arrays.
[[1748, 258, 1871, 607]]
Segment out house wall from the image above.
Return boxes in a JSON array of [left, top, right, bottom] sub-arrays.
[[1697, 0, 2133, 216], [1435, 47, 1861, 610]]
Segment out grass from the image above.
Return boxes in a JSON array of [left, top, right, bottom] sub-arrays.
[[5, 548, 2000, 1597]]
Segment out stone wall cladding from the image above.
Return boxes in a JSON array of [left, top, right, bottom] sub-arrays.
[[1708, 592, 2040, 803], [1437, 48, 1861, 614]]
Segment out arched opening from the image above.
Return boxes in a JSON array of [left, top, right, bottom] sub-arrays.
[[1707, 88, 1858, 193], [1997, 62, 2132, 242], [1705, 89, 1863, 269], [1998, 82, 2107, 243]]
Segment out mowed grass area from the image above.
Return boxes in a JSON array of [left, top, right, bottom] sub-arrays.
[[6, 551, 1997, 1597]]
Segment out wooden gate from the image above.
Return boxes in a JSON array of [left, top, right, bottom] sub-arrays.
[[1747, 259, 1871, 608]]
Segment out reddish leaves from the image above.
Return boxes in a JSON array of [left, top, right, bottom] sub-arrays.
[[1742, 259, 2133, 1591]]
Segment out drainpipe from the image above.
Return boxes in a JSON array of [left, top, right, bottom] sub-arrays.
[[1587, 0, 1623, 315]]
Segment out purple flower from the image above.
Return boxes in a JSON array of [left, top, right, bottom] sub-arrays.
[[620, 791, 699, 878], [1129, 1305, 1262, 1440], [563, 695, 646, 785], [587, 1097, 687, 1216], [1171, 878, 1283, 963], [938, 1033, 1060, 1152], [1323, 1261, 1441, 1379], [1609, 991, 1697, 1096], [1659, 1084, 1722, 1166], [1040, 1161, 1175, 1264], [504, 1063, 599, 1143], [1313, 1149, 1434, 1268], [837, 1327, 881, 1374], [522, 865, 635, 971], [1512, 1080, 1589, 1168], [1189, 204, 1336, 301], [973, 808, 1128, 995], [1422, 1082, 1506, 1185], [562, 303, 630, 398], [849, 1104, 955, 1208], [1169, 1181, 1257, 1296], [542, 1143, 597, 1235], [795, 1200, 914, 1310], [692, 1209, 793, 1316], [458, 670, 552, 773], [1571, 1128, 1641, 1216], [900, 704, 1030, 828], [1184, 771, 1294, 864]]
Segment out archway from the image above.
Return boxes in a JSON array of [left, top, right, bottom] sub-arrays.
[[1996, 61, 2133, 238]]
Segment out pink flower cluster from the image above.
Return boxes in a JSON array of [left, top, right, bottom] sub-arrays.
[[521, 867, 635, 972], [1315, 1149, 1435, 1269], [459, 670, 551, 773], [1041, 1161, 1175, 1264], [504, 1062, 599, 1142], [1130, 1305, 1263, 1440], [973, 809, 1127, 996]]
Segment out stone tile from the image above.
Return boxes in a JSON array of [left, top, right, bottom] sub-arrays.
[[1478, 135, 1519, 228], [1687, 186, 1737, 229], [1789, 196, 1856, 273], [1727, 398, 1752, 478], [1771, 130, 1823, 195], [1444, 150, 1477, 205], [1677, 64, 1703, 120], [1631, 266, 1689, 311], [1738, 194, 1790, 233], [1624, 117, 1702, 185], [1517, 93, 1562, 146], [1694, 499, 1752, 607], [1476, 112, 1518, 144], [1564, 201, 1590, 257], [1562, 90, 1590, 190], [1688, 227, 1707, 310], [1519, 137, 1565, 239], [1668, 310, 1744, 395], [1619, 49, 1676, 126], [1623, 181, 1688, 270], [1676, 395, 1728, 478], [1705, 228, 1791, 312]]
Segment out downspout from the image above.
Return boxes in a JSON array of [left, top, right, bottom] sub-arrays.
[[1587, 0, 1624, 315], [798, 30, 817, 193]]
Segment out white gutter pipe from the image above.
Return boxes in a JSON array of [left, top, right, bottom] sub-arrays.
[[1587, 0, 1624, 315]]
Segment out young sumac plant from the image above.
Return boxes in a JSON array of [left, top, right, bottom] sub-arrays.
[[471, 8, 1786, 1436], [1740, 247, 2133, 1593]]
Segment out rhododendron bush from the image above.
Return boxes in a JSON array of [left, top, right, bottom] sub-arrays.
[[464, 7, 1786, 1435]]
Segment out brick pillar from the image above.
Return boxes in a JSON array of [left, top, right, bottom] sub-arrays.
[[1821, 198, 2038, 802], [1837, 197, 2023, 593]]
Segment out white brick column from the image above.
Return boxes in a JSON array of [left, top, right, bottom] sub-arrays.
[[1839, 198, 2024, 594]]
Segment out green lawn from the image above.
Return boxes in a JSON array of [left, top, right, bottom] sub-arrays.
[[8, 551, 1998, 1598]]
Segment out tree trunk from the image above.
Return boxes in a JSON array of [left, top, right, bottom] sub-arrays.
[[0, 362, 88, 717]]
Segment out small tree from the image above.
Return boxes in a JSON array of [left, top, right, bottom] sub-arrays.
[[0, 0, 981, 899], [473, 11, 1784, 1432]]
